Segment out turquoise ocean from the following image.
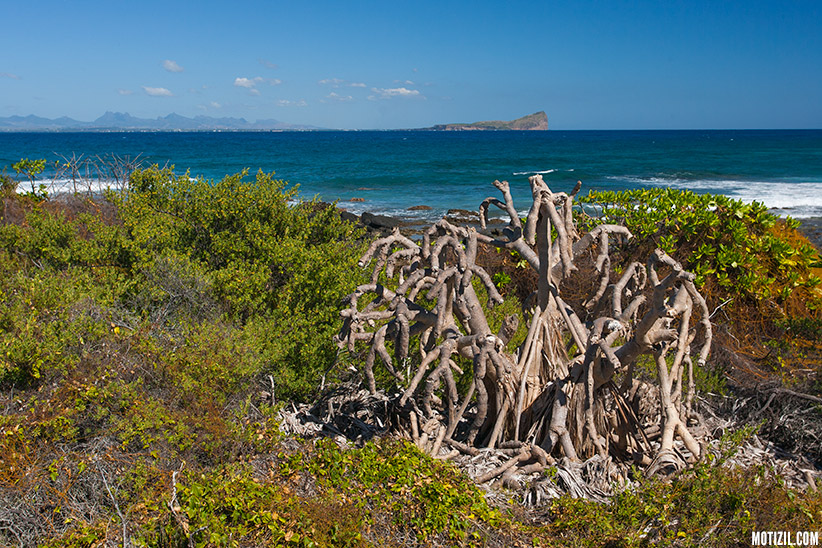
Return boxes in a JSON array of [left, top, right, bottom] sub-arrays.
[[1, 129, 821, 220]]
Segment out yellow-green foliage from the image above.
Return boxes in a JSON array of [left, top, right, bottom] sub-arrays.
[[539, 431, 821, 547], [578, 188, 822, 306], [299, 439, 503, 542], [0, 166, 365, 398], [3, 173, 821, 548], [144, 438, 504, 547]]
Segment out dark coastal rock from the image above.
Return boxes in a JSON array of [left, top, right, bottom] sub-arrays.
[[350, 197, 365, 202], [339, 210, 360, 224], [361, 211, 401, 229], [408, 205, 432, 211], [798, 217, 822, 252], [445, 208, 480, 222]]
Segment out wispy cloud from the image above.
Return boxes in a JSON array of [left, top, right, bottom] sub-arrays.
[[368, 87, 423, 100], [234, 77, 281, 94], [321, 92, 354, 103], [259, 58, 278, 69], [319, 78, 367, 89], [143, 86, 173, 97], [162, 60, 184, 73], [277, 99, 308, 107], [198, 101, 222, 111], [117, 89, 134, 96], [234, 77, 260, 89], [1, 72, 20, 80], [394, 80, 415, 86]]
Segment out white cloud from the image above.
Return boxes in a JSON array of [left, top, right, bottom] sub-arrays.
[[319, 78, 369, 89], [163, 59, 184, 73], [259, 58, 278, 69], [368, 87, 423, 100], [198, 101, 222, 111], [117, 89, 134, 96], [277, 99, 308, 107], [394, 80, 415, 86], [234, 77, 281, 93], [142, 86, 173, 97], [234, 77, 262, 88], [1, 72, 20, 80], [322, 92, 354, 103]]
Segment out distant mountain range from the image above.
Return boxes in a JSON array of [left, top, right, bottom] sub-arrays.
[[428, 111, 548, 131], [0, 111, 549, 131], [0, 112, 320, 131]]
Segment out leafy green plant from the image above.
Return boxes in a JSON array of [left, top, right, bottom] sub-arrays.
[[542, 428, 821, 547], [492, 270, 511, 290], [13, 157, 47, 197], [578, 188, 822, 308]]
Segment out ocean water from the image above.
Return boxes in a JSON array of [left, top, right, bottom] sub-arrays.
[[1, 130, 821, 220]]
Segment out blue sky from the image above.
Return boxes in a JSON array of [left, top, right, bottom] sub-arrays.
[[2, 0, 820, 129]]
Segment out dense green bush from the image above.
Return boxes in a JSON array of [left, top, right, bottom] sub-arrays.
[[578, 188, 822, 305], [0, 166, 365, 397], [113, 167, 366, 398]]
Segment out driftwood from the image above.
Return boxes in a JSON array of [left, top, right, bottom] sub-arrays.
[[336, 175, 713, 475]]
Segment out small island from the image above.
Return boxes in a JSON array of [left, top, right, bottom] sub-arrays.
[[428, 110, 548, 131]]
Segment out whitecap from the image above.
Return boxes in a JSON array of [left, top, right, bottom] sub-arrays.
[[635, 176, 822, 219]]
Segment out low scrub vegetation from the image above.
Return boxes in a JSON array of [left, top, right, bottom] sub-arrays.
[[578, 187, 822, 380], [0, 164, 820, 546]]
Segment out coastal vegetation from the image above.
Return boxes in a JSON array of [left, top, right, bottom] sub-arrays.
[[0, 160, 820, 546]]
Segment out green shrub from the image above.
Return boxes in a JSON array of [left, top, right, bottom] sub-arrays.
[[111, 167, 365, 400], [578, 188, 822, 307], [288, 438, 504, 543], [542, 430, 822, 547]]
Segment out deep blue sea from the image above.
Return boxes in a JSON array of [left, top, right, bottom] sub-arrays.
[[1, 130, 821, 220]]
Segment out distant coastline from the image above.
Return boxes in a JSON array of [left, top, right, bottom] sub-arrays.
[[424, 111, 548, 131], [0, 111, 549, 132], [0, 112, 321, 132]]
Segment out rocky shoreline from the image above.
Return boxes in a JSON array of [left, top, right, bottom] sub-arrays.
[[340, 204, 822, 253], [339, 205, 507, 238], [797, 217, 822, 252]]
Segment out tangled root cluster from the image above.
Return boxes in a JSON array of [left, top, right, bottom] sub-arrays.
[[336, 175, 712, 478]]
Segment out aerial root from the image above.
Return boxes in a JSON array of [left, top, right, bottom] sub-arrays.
[[337, 174, 712, 473]]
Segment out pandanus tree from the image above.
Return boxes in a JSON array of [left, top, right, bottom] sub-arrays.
[[336, 175, 712, 473]]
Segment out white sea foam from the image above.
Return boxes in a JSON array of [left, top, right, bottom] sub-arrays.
[[512, 169, 557, 176], [14, 177, 127, 196], [512, 168, 575, 176], [612, 176, 822, 218]]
